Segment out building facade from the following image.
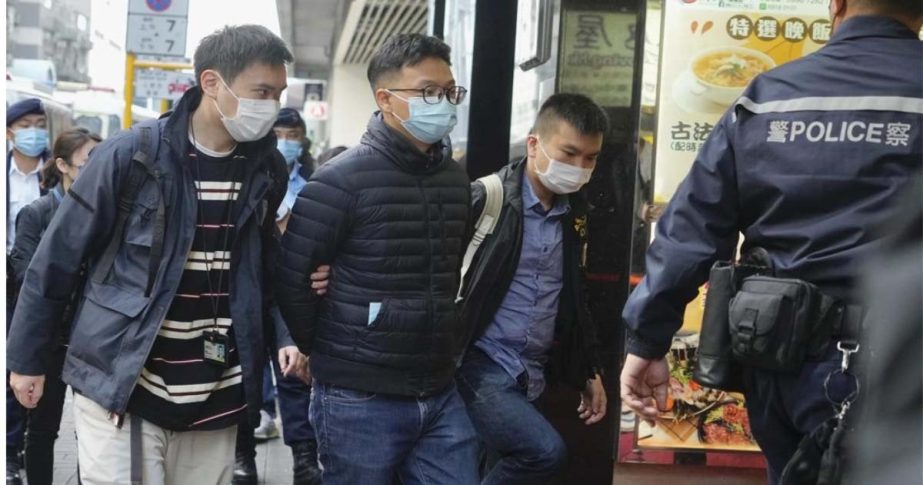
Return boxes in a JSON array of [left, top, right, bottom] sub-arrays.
[[7, 0, 93, 83]]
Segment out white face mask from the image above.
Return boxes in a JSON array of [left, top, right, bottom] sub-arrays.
[[536, 139, 593, 195], [213, 74, 280, 142]]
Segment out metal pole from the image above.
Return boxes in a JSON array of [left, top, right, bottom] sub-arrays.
[[123, 53, 136, 129]]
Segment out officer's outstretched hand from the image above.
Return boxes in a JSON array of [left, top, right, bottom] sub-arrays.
[[620, 354, 669, 426], [10, 372, 45, 409]]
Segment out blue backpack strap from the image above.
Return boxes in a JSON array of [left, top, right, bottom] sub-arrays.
[[90, 120, 164, 297]]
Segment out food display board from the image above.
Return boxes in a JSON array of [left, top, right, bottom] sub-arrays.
[[624, 0, 829, 460]]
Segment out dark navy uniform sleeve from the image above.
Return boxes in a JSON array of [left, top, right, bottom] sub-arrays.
[[623, 111, 741, 359]]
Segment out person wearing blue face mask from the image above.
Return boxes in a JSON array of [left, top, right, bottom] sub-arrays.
[[4, 97, 49, 485], [276, 33, 477, 485], [6, 98, 50, 253], [9, 128, 101, 485], [272, 107, 314, 231]]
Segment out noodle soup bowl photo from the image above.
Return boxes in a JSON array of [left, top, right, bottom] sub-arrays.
[[689, 46, 775, 105]]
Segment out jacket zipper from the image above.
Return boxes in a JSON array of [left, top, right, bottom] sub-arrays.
[[437, 191, 447, 262], [416, 178, 434, 397]]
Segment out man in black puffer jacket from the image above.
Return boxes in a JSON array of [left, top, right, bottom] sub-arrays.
[[276, 33, 476, 484]]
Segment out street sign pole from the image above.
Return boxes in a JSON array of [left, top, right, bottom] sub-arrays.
[[124, 0, 190, 127], [124, 53, 136, 129]]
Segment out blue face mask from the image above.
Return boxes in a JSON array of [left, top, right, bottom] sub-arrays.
[[13, 127, 49, 157], [387, 91, 458, 144], [276, 139, 303, 165]]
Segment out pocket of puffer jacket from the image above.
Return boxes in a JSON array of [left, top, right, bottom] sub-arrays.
[[364, 298, 424, 331], [361, 298, 433, 356]]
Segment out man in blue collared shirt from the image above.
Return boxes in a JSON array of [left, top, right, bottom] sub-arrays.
[[6, 98, 49, 252], [473, 169, 571, 402], [456, 94, 609, 485], [273, 108, 314, 230]]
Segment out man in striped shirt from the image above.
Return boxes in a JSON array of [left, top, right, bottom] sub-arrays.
[[8, 25, 305, 484]]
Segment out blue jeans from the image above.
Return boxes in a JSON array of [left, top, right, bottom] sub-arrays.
[[456, 349, 566, 485], [744, 350, 850, 485], [310, 380, 478, 485], [262, 362, 277, 418]]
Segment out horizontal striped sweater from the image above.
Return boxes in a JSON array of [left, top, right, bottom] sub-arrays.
[[127, 145, 247, 431]]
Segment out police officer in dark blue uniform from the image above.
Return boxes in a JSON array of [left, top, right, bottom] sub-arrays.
[[618, 0, 922, 481]]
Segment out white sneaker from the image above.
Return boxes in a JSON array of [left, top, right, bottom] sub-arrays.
[[253, 409, 280, 441]]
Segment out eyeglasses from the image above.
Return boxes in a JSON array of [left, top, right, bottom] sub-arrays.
[[389, 85, 468, 105]]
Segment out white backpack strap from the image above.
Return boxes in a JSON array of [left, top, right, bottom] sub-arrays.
[[457, 173, 504, 303]]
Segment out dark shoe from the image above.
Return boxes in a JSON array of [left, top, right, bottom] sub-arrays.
[[6, 450, 22, 485], [291, 440, 322, 485], [231, 452, 258, 485]]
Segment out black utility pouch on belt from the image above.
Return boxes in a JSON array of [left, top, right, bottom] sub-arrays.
[[694, 261, 768, 392], [728, 276, 821, 372]]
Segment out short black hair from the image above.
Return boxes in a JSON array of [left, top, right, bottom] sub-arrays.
[[274, 107, 306, 131], [366, 33, 451, 89], [194, 25, 293, 86], [533, 93, 609, 138]]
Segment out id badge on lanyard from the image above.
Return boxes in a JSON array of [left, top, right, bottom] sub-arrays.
[[203, 329, 230, 368]]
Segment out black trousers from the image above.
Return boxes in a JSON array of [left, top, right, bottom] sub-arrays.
[[744, 348, 849, 485], [24, 346, 69, 485]]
